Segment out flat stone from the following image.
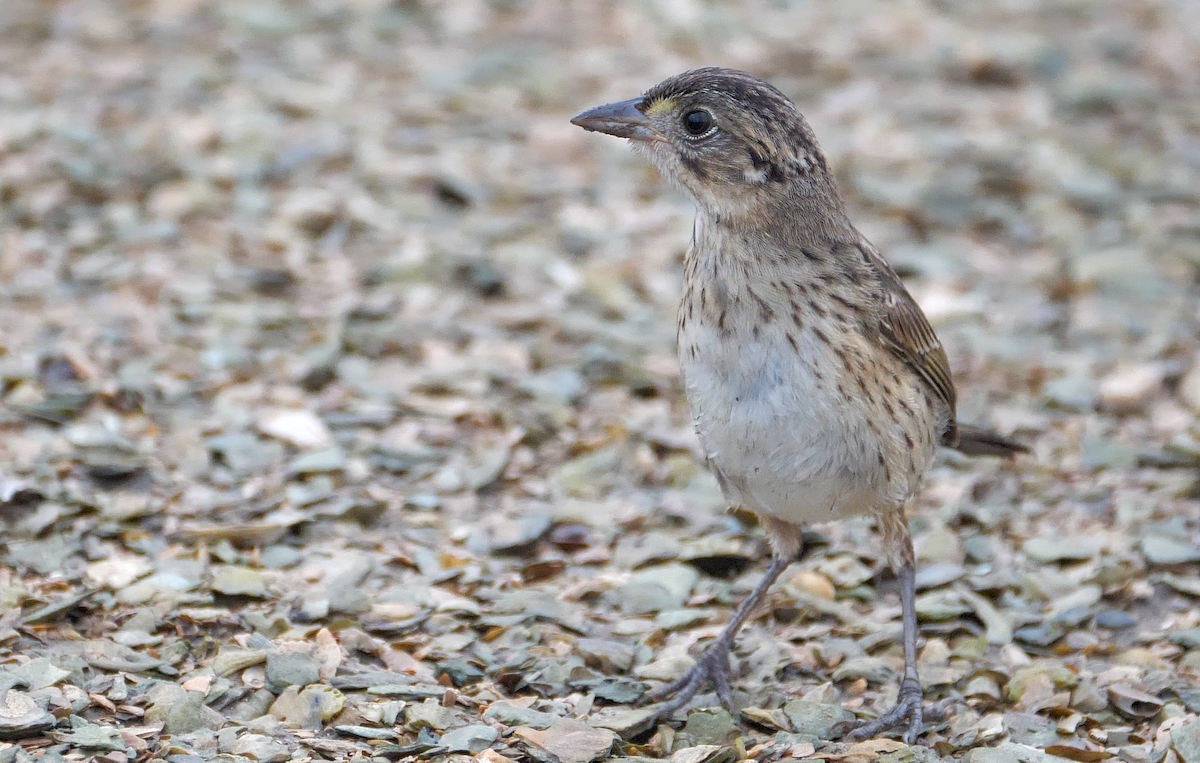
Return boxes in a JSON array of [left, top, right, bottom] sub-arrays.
[[0, 586, 27, 612], [654, 609, 711, 631], [491, 513, 553, 553], [8, 658, 70, 691], [1169, 629, 1200, 649], [1175, 719, 1200, 763], [1003, 713, 1060, 747], [739, 706, 790, 731], [51, 722, 127, 751], [1164, 575, 1200, 598], [118, 570, 202, 605], [831, 656, 893, 683], [964, 675, 1003, 702], [679, 708, 739, 746], [782, 700, 855, 737], [918, 523, 965, 565], [613, 532, 683, 569], [1023, 536, 1104, 563], [285, 478, 334, 506], [588, 706, 660, 738], [260, 545, 303, 569], [440, 724, 499, 754], [280, 187, 339, 233], [1070, 681, 1108, 713], [1141, 535, 1200, 565], [572, 676, 646, 704], [914, 562, 966, 590], [165, 690, 223, 734], [1017, 621, 1071, 648], [965, 742, 1050, 763], [1007, 664, 1080, 701], [256, 408, 332, 449], [490, 589, 584, 630], [86, 555, 153, 590], [1099, 364, 1163, 412], [958, 588, 1013, 645], [1094, 610, 1137, 629], [814, 555, 874, 588], [232, 732, 291, 763], [1180, 689, 1200, 714], [483, 700, 559, 729], [207, 432, 279, 477], [269, 684, 344, 729], [226, 688, 276, 723], [265, 651, 320, 693], [555, 448, 619, 500], [916, 589, 972, 620], [963, 535, 996, 563], [615, 563, 699, 615], [1080, 436, 1138, 470], [212, 647, 268, 676], [518, 368, 587, 405], [635, 646, 695, 682], [614, 581, 678, 615], [210, 565, 269, 597], [575, 638, 635, 673], [144, 682, 187, 726], [0, 690, 55, 739], [287, 446, 346, 474], [461, 445, 512, 491], [515, 718, 617, 763], [334, 725, 398, 740], [671, 745, 737, 763], [1178, 363, 1200, 413], [405, 698, 461, 731], [1043, 374, 1098, 412]]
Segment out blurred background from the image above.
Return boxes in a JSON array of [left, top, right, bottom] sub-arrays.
[[1, 0, 1200, 758]]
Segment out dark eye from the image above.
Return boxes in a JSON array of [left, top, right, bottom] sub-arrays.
[[682, 109, 713, 136]]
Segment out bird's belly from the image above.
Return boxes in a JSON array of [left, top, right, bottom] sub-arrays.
[[679, 325, 909, 525]]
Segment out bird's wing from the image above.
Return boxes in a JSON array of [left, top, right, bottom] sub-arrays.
[[855, 241, 957, 433]]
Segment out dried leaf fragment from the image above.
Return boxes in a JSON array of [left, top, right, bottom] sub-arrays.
[[1106, 683, 1163, 718]]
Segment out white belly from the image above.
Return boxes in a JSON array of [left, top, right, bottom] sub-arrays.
[[679, 322, 894, 525]]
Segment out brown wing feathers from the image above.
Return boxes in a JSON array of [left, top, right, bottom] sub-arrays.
[[856, 242, 1026, 456]]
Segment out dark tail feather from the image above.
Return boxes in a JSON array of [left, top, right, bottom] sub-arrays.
[[949, 424, 1029, 457]]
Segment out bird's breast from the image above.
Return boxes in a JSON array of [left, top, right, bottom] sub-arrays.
[[675, 248, 937, 524]]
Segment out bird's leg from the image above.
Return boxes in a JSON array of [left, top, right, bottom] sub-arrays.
[[847, 517, 950, 745], [642, 555, 792, 718]]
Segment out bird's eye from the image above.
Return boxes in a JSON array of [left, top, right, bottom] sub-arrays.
[[682, 109, 714, 136]]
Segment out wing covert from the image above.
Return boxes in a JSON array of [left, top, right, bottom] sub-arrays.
[[855, 242, 957, 431]]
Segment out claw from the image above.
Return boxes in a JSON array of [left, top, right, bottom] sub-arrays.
[[641, 644, 736, 721], [637, 556, 794, 725], [845, 680, 954, 745], [709, 654, 735, 709], [847, 699, 921, 744]]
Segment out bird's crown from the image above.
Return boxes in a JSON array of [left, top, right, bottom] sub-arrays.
[[639, 67, 827, 181]]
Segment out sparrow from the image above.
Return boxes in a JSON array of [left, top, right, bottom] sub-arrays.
[[572, 67, 1026, 743]]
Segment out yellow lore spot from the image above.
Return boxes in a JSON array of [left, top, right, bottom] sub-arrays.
[[643, 98, 676, 116]]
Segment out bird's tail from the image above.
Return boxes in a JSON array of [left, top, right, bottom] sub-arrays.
[[949, 424, 1029, 457]]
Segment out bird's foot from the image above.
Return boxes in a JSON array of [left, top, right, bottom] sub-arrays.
[[844, 678, 952, 745], [641, 641, 736, 719]]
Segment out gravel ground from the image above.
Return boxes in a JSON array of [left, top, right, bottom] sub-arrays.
[[1, 0, 1200, 761]]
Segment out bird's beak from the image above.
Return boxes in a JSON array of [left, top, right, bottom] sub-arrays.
[[571, 97, 656, 142]]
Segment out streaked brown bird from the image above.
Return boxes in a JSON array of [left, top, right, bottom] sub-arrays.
[[572, 68, 1026, 743]]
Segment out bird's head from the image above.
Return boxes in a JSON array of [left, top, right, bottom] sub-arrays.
[[572, 68, 837, 224]]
